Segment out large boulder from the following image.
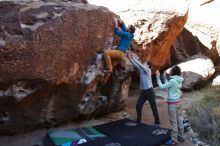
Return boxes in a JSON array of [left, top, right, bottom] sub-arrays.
[[0, 1, 114, 83], [88, 0, 188, 70], [170, 0, 220, 65], [212, 75, 220, 86], [167, 55, 215, 91], [0, 1, 133, 135], [170, 28, 210, 65]]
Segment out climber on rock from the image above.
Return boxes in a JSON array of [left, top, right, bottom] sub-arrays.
[[103, 18, 136, 73]]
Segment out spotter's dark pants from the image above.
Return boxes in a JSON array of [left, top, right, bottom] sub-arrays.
[[136, 88, 160, 124]]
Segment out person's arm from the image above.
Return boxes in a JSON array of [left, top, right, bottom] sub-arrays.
[[163, 71, 168, 83], [156, 71, 174, 89], [119, 21, 127, 31], [114, 19, 129, 37], [157, 79, 174, 89], [130, 59, 141, 72], [132, 58, 150, 73], [114, 28, 130, 37], [114, 17, 119, 28]]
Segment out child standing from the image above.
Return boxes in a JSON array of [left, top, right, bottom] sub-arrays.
[[156, 66, 184, 145]]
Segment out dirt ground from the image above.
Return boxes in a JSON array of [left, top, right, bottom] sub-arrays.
[[0, 89, 196, 146]]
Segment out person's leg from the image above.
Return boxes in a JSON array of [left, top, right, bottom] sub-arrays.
[[103, 50, 124, 72], [103, 50, 113, 72], [147, 88, 160, 125], [177, 104, 185, 142], [168, 104, 179, 143], [103, 73, 111, 85], [136, 90, 147, 123]]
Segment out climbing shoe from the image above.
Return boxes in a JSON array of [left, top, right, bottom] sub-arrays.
[[103, 69, 112, 73], [153, 123, 160, 128]]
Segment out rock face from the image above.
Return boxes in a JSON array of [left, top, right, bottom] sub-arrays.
[[88, 0, 188, 70], [170, 28, 210, 65], [168, 0, 220, 89], [167, 55, 215, 91], [0, 0, 197, 135], [0, 1, 133, 135], [0, 1, 113, 83], [187, 0, 220, 57], [212, 75, 220, 86], [170, 0, 220, 65]]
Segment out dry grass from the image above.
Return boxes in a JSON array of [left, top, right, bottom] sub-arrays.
[[187, 85, 220, 146]]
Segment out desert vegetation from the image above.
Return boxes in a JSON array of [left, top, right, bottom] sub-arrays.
[[187, 85, 220, 146]]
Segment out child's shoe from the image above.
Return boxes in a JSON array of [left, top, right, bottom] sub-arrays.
[[164, 139, 178, 145], [153, 123, 160, 128]]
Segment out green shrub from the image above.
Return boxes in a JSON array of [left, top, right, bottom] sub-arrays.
[[187, 85, 220, 146]]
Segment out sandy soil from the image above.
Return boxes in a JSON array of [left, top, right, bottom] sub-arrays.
[[0, 89, 197, 146]]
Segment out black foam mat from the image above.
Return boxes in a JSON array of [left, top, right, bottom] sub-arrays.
[[80, 137, 123, 146], [44, 118, 171, 146], [93, 118, 171, 146]]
